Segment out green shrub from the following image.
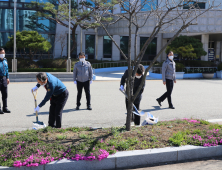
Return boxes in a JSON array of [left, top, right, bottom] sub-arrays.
[[169, 131, 187, 146], [176, 63, 185, 72]]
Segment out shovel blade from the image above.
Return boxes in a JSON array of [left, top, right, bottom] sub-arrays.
[[33, 121, 44, 125]]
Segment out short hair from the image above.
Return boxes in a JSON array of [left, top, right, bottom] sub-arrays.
[[0, 48, 4, 52], [136, 64, 145, 75], [36, 72, 47, 82], [78, 52, 85, 56], [168, 51, 173, 55]]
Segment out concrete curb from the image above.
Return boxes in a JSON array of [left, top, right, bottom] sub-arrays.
[[1, 145, 222, 170]]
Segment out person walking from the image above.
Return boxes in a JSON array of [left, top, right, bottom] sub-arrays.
[[156, 51, 176, 109], [0, 48, 10, 114], [73, 52, 93, 110], [31, 72, 69, 128], [120, 64, 145, 126]]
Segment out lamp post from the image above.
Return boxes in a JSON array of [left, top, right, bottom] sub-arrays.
[[12, 0, 17, 72], [66, 0, 71, 72]]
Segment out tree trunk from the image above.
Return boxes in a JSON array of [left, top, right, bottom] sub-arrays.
[[126, 13, 133, 131], [70, 25, 77, 56]]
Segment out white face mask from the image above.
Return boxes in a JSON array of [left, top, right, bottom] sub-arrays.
[[136, 75, 142, 79], [0, 54, 5, 59], [169, 55, 174, 60], [41, 83, 46, 87], [80, 58, 85, 62]]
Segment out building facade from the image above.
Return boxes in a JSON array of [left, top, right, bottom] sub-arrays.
[[1, 0, 222, 62]]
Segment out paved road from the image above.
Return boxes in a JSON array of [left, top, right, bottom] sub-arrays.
[[117, 156, 222, 170], [0, 79, 222, 133]]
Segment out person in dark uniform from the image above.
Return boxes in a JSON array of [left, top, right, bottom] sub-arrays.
[[156, 51, 176, 109], [0, 48, 10, 114], [73, 52, 93, 110], [31, 72, 69, 128], [120, 64, 145, 126]]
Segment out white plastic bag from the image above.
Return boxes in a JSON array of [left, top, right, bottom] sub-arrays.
[[141, 112, 158, 126], [32, 123, 46, 130]]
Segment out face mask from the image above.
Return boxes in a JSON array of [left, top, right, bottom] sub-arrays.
[[136, 75, 142, 79], [169, 55, 174, 60], [80, 58, 85, 62], [0, 54, 5, 59], [41, 83, 46, 87]]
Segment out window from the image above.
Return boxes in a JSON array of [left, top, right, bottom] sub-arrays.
[[67, 34, 77, 58], [121, 1, 129, 13], [140, 37, 157, 61], [141, 0, 157, 11], [120, 36, 128, 60], [85, 34, 95, 59], [183, 1, 205, 9], [103, 36, 112, 58]]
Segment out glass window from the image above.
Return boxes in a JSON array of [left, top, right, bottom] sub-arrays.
[[183, 1, 205, 9], [121, 1, 129, 13], [85, 34, 95, 59], [67, 34, 77, 58], [0, 2, 9, 7], [103, 36, 112, 58], [141, 0, 157, 11], [140, 37, 157, 61], [120, 36, 128, 60]]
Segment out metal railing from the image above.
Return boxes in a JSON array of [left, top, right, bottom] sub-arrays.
[[151, 67, 218, 74], [92, 61, 150, 69]]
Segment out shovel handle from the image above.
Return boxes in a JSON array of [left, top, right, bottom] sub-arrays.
[[119, 89, 139, 114], [32, 90, 38, 119]]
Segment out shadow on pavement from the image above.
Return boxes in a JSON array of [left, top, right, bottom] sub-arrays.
[[142, 106, 168, 112], [26, 108, 88, 117]]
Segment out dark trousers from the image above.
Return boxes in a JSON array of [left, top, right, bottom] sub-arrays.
[[76, 80, 90, 107], [0, 77, 7, 110], [125, 96, 141, 125], [48, 89, 69, 128], [159, 79, 174, 107]]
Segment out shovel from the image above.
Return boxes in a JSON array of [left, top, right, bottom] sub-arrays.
[[32, 90, 44, 125], [119, 89, 146, 116]]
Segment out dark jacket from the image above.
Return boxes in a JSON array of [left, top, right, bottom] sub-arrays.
[[120, 69, 145, 99], [36, 73, 66, 107]]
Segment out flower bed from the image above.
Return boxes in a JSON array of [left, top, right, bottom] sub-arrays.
[[0, 119, 222, 167]]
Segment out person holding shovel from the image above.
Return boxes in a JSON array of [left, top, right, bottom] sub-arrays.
[[120, 64, 145, 126], [0, 48, 10, 114], [156, 51, 176, 109], [31, 72, 69, 128]]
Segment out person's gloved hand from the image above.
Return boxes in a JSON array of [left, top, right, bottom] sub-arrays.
[[90, 81, 93, 84], [31, 86, 38, 93], [74, 81, 77, 85], [34, 106, 40, 114], [119, 85, 124, 91]]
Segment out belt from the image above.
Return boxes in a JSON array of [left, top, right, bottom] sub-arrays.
[[0, 76, 6, 78]]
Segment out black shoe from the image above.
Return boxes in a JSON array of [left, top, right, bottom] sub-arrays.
[[169, 106, 175, 109], [3, 108, 10, 113], [87, 106, 92, 110], [76, 106, 80, 110], [156, 99, 162, 106], [0, 110, 4, 114]]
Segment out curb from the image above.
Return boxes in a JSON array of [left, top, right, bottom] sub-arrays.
[[1, 145, 222, 170]]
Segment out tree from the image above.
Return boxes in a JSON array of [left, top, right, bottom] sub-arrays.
[[166, 44, 197, 60], [6, 31, 52, 60], [30, 0, 116, 56], [55, 33, 67, 58], [165, 35, 207, 60], [88, 0, 219, 131]]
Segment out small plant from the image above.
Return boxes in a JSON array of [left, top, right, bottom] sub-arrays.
[[209, 124, 222, 130], [199, 119, 210, 125], [56, 135, 67, 140], [79, 133, 89, 139], [169, 131, 187, 146], [150, 136, 158, 142]]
